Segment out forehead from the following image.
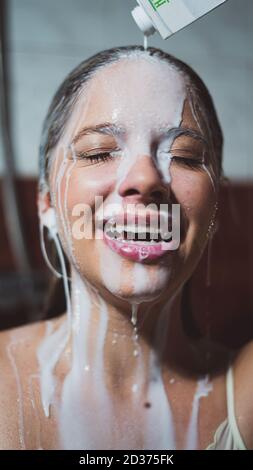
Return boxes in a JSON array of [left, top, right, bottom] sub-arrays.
[[75, 57, 187, 132]]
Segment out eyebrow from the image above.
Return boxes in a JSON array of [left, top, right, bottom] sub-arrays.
[[72, 122, 207, 146], [159, 126, 207, 144], [72, 122, 125, 144]]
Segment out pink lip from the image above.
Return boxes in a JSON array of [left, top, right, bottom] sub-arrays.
[[97, 208, 181, 262], [103, 231, 178, 262]]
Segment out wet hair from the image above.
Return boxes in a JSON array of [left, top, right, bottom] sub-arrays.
[[39, 45, 224, 322], [39, 45, 223, 194]]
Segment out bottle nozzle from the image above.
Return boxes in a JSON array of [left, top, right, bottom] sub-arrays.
[[131, 5, 156, 37]]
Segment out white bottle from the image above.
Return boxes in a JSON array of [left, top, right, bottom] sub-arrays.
[[132, 0, 228, 40]]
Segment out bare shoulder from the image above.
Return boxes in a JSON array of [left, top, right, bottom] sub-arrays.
[[0, 314, 65, 380], [0, 320, 47, 449], [233, 340, 253, 449], [0, 320, 46, 360]]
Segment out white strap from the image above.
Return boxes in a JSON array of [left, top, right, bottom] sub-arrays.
[[226, 366, 247, 450]]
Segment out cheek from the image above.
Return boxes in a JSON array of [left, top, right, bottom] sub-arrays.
[[62, 165, 116, 211], [171, 169, 216, 225], [58, 164, 119, 253]]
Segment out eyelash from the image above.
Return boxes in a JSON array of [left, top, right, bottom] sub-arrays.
[[76, 151, 118, 164], [171, 156, 203, 170], [75, 152, 203, 169]]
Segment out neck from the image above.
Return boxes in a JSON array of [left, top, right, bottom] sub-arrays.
[[66, 267, 227, 398]]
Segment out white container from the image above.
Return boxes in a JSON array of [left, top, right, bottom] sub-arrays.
[[131, 0, 228, 39]]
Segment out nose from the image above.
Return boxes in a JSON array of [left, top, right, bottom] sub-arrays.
[[117, 154, 169, 204]]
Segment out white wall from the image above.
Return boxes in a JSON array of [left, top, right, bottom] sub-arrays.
[[0, 0, 252, 180]]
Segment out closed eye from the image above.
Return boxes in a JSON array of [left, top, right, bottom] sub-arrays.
[[171, 156, 203, 170], [75, 150, 121, 165]]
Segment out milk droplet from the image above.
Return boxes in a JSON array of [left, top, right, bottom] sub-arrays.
[[132, 383, 139, 393], [131, 303, 138, 326], [143, 35, 148, 51]]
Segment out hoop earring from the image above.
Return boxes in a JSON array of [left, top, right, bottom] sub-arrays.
[[206, 201, 219, 240]]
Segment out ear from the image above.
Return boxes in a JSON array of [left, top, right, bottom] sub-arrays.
[[37, 190, 51, 216]]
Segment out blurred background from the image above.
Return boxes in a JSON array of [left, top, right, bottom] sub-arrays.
[[0, 0, 252, 346]]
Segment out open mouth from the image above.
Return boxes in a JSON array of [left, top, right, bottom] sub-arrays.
[[100, 211, 179, 262], [103, 221, 172, 243]]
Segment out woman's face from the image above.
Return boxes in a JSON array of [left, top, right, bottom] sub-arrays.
[[47, 56, 217, 305]]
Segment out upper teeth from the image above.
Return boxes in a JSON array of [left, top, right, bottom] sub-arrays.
[[104, 222, 171, 241], [114, 224, 158, 233], [105, 223, 160, 233]]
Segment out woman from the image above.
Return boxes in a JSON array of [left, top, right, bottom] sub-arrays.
[[0, 46, 252, 450]]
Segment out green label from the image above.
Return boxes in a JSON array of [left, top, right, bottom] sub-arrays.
[[148, 0, 170, 11]]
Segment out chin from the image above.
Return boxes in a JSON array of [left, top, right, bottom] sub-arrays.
[[102, 263, 172, 304], [115, 289, 162, 304]]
